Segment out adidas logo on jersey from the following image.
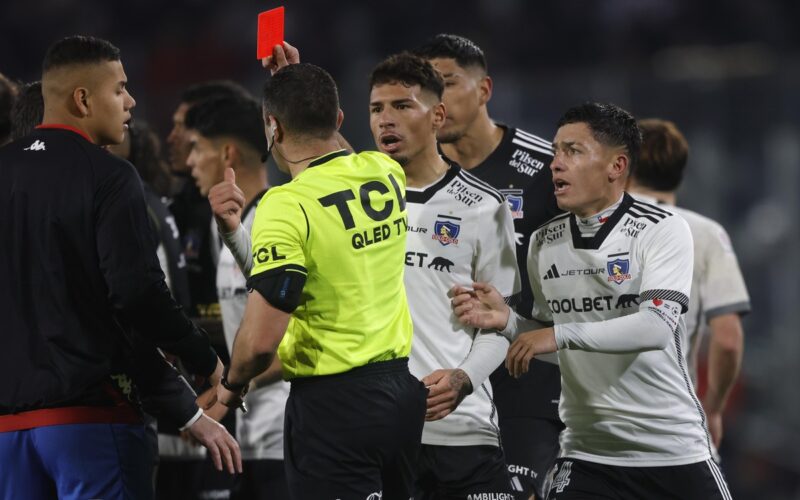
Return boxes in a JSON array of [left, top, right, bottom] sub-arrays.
[[24, 140, 46, 151], [543, 264, 560, 280]]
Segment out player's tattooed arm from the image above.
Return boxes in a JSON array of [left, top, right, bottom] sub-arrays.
[[422, 368, 473, 421]]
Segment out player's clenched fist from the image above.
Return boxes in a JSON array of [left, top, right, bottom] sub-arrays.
[[209, 167, 245, 233]]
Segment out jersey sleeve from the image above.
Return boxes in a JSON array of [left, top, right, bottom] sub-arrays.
[[95, 161, 217, 376], [249, 190, 309, 279], [637, 214, 694, 313], [699, 223, 751, 319], [474, 199, 521, 298]]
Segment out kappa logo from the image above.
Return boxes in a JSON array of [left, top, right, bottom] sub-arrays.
[[432, 216, 461, 246], [24, 140, 46, 151], [365, 492, 382, 500]]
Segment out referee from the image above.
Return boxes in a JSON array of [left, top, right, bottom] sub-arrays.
[[217, 63, 426, 499], [0, 36, 234, 499]]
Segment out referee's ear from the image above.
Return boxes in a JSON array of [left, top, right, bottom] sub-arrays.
[[74, 87, 90, 117], [335, 109, 344, 130]]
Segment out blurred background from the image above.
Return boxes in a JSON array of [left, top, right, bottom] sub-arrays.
[[2, 0, 798, 497]]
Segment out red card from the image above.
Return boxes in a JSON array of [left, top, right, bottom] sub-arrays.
[[257, 7, 285, 60]]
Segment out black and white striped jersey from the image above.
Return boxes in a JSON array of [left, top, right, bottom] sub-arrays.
[[529, 193, 711, 466], [405, 163, 520, 447]]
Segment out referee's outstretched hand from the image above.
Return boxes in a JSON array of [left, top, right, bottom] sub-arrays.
[[262, 41, 300, 75], [209, 168, 245, 234], [450, 283, 509, 331], [187, 413, 243, 475]]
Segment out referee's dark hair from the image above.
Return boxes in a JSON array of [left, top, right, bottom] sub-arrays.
[[180, 80, 251, 106], [263, 63, 339, 140], [369, 52, 444, 101], [184, 96, 268, 156], [10, 81, 43, 141], [557, 102, 642, 176], [635, 118, 689, 192], [42, 36, 120, 73], [413, 34, 487, 73]]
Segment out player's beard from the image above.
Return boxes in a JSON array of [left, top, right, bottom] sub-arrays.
[[391, 154, 409, 166], [437, 128, 464, 144]]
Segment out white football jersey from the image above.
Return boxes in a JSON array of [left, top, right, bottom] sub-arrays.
[[530, 193, 711, 467], [217, 191, 290, 460], [405, 164, 520, 447]]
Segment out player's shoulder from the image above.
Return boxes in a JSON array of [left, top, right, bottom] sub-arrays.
[[669, 205, 735, 254], [624, 196, 692, 245], [530, 211, 571, 251], [669, 205, 725, 234], [534, 210, 571, 233], [625, 195, 682, 229], [508, 125, 554, 157], [454, 167, 505, 206]]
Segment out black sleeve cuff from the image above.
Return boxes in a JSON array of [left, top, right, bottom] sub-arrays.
[[247, 264, 307, 314]]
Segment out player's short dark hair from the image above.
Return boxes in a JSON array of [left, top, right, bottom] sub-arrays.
[[635, 118, 689, 192], [557, 102, 642, 175], [413, 34, 487, 72], [0, 73, 18, 144], [369, 53, 444, 101], [42, 36, 120, 73], [180, 80, 251, 106], [184, 96, 268, 156], [262, 63, 339, 139], [10, 81, 43, 141], [126, 121, 174, 197]]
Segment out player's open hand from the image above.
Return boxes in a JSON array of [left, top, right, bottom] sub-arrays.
[[262, 41, 300, 74], [450, 282, 510, 330], [505, 328, 557, 378], [422, 368, 473, 421], [187, 413, 243, 474], [208, 168, 245, 234]]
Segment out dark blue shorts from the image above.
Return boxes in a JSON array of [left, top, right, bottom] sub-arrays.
[[0, 423, 152, 500]]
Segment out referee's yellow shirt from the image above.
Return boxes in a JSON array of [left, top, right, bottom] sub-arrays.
[[249, 150, 413, 379]]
